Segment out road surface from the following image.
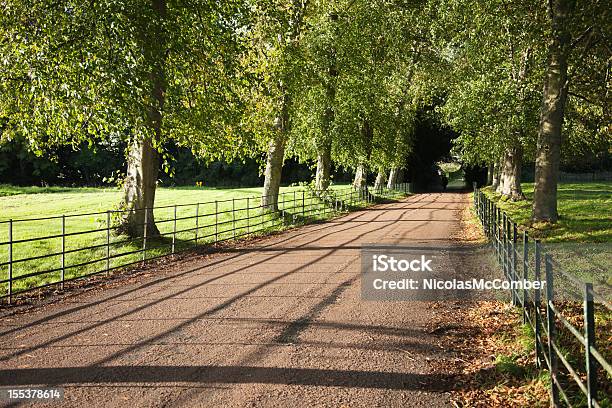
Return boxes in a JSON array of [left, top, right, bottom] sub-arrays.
[[0, 192, 483, 407]]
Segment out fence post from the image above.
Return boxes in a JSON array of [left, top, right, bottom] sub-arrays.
[[246, 197, 250, 234], [502, 213, 507, 279], [322, 193, 326, 218], [232, 198, 236, 239], [106, 211, 111, 276], [172, 205, 177, 254], [8, 219, 13, 304], [61, 215, 65, 290], [512, 222, 518, 306], [498, 208, 503, 263], [280, 193, 285, 224], [489, 199, 493, 236], [215, 200, 218, 243], [302, 191, 305, 218], [142, 208, 148, 262], [522, 230, 528, 323], [584, 282, 597, 408], [488, 199, 491, 237], [195, 203, 199, 245], [496, 207, 501, 261], [485, 196, 489, 235], [545, 255, 560, 407], [310, 191, 313, 216], [534, 239, 542, 368]]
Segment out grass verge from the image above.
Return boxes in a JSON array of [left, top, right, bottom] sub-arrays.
[[480, 182, 612, 243], [0, 184, 406, 301]]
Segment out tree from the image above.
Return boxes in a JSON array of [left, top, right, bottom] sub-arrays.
[[437, 0, 545, 200], [329, 0, 429, 188], [532, 0, 610, 222], [0, 0, 245, 236], [241, 0, 309, 211]]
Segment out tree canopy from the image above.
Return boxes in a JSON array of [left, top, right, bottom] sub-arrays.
[[0, 0, 609, 227]]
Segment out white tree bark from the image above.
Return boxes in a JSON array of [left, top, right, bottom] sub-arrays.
[[373, 169, 386, 192], [491, 161, 501, 190], [262, 134, 286, 211], [501, 146, 524, 200], [353, 164, 367, 190], [387, 166, 399, 189], [314, 142, 332, 192]]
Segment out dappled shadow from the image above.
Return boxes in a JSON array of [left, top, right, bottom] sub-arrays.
[[0, 197, 417, 363], [0, 196, 409, 334], [0, 193, 481, 406], [0, 365, 456, 391]]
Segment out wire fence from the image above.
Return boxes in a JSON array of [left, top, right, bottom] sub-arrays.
[[474, 186, 611, 408], [0, 183, 410, 304]]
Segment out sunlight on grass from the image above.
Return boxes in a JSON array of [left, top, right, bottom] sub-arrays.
[[481, 182, 612, 243], [0, 184, 405, 299]]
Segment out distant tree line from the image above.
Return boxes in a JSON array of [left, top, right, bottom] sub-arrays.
[[0, 138, 358, 187]]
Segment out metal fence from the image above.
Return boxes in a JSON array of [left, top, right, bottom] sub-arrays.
[[0, 183, 410, 304], [474, 186, 611, 408]]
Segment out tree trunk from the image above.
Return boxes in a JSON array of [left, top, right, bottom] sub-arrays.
[[532, 0, 572, 222], [121, 138, 160, 237], [491, 161, 501, 190], [119, 0, 166, 238], [387, 166, 399, 189], [262, 135, 286, 211], [495, 156, 505, 194], [487, 163, 494, 185], [262, 95, 289, 211], [501, 146, 524, 200], [353, 164, 367, 190], [353, 119, 373, 196], [373, 169, 386, 192], [314, 141, 332, 192], [315, 62, 336, 192]]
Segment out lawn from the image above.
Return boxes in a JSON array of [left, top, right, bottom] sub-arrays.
[[480, 181, 612, 289], [0, 184, 405, 299], [481, 182, 612, 243]]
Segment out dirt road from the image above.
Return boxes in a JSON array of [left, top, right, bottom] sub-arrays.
[[0, 192, 483, 407]]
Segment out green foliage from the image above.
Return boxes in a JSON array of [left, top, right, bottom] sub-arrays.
[[0, 0, 608, 193], [0, 0, 247, 160], [435, 0, 546, 165], [435, 0, 610, 167]]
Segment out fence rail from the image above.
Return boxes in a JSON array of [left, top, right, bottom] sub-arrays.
[[0, 183, 410, 304], [474, 186, 611, 408]]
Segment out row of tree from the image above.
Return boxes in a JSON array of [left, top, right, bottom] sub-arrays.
[[442, 0, 610, 222], [0, 0, 609, 235]]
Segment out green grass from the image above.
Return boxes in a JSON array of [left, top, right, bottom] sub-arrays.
[[481, 182, 612, 243], [480, 181, 611, 293], [0, 185, 318, 220], [0, 184, 406, 299], [0, 184, 108, 197]]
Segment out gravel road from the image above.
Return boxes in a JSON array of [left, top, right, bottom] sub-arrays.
[[0, 192, 486, 407]]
